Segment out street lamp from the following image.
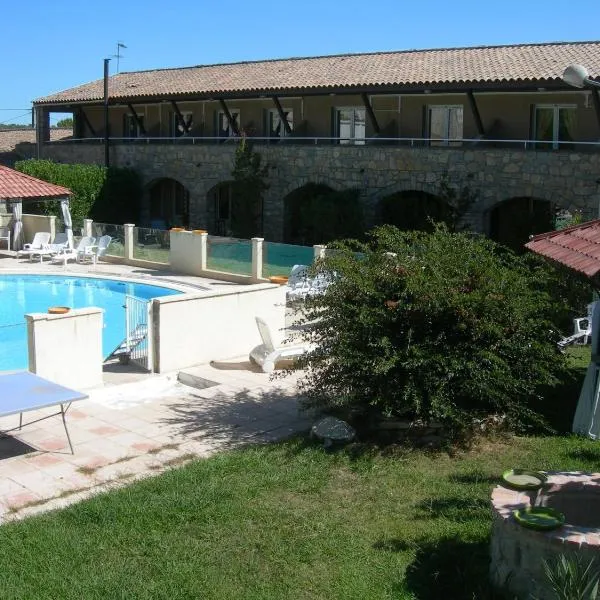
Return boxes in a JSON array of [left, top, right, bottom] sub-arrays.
[[562, 64, 600, 89]]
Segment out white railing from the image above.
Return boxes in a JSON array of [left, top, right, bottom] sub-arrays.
[[44, 135, 600, 150], [125, 294, 152, 371]]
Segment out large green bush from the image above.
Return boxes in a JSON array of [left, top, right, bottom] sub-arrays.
[[294, 225, 576, 436], [14, 159, 141, 224]]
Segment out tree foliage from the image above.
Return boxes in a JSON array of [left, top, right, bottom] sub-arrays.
[[230, 136, 269, 238], [14, 159, 141, 225], [55, 117, 74, 128], [292, 225, 576, 437]]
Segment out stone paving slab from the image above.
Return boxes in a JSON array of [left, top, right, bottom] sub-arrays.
[[0, 360, 310, 523]]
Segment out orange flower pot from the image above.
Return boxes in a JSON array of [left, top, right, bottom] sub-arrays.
[[193, 229, 207, 234], [48, 306, 70, 315], [269, 275, 289, 285]]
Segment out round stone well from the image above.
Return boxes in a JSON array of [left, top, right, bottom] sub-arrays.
[[490, 472, 600, 599]]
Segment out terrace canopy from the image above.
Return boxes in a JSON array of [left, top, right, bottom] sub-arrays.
[[0, 165, 72, 250]]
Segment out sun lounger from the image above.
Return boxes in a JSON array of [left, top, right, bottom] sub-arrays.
[[77, 235, 112, 264], [249, 316, 310, 373], [16, 232, 51, 259], [51, 236, 96, 265], [29, 233, 70, 262]]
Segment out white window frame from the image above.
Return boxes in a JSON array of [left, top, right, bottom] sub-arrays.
[[334, 107, 366, 145], [217, 109, 240, 137], [172, 111, 193, 137], [533, 104, 577, 150], [267, 108, 293, 138], [427, 105, 463, 146], [124, 112, 145, 138]]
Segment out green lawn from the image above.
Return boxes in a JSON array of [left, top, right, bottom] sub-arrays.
[[0, 433, 598, 600]]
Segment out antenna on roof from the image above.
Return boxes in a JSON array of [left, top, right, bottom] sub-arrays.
[[113, 41, 127, 73]]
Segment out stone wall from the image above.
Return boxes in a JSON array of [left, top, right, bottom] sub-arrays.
[[41, 141, 600, 241]]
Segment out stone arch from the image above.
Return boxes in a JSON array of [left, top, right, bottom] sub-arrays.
[[489, 196, 554, 252], [146, 177, 190, 228], [378, 189, 449, 232], [282, 182, 335, 244], [206, 181, 235, 236]]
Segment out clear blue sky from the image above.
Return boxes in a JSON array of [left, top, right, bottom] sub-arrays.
[[3, 0, 600, 125]]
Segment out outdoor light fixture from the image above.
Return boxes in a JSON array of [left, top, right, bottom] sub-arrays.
[[562, 64, 600, 89]]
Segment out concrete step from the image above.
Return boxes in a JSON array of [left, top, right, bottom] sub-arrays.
[[177, 370, 220, 391]]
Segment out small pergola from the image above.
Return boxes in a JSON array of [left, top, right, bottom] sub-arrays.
[[0, 165, 72, 250]]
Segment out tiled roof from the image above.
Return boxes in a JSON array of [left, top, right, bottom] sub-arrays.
[[35, 41, 600, 105], [0, 165, 71, 200], [525, 220, 600, 278]]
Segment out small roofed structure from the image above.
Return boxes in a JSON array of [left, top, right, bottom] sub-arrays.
[[525, 219, 600, 282], [0, 165, 72, 250]]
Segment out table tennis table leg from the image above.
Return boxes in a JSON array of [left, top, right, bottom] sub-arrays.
[[60, 403, 74, 454]]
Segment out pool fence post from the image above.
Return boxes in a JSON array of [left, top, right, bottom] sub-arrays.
[[313, 244, 326, 262], [83, 219, 93, 238], [199, 232, 208, 271], [252, 237, 264, 281], [124, 224, 135, 261]]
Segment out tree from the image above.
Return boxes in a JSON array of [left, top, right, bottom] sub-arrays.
[[55, 117, 73, 128], [230, 135, 269, 238], [291, 225, 574, 438]]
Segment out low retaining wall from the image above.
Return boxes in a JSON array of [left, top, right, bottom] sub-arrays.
[[26, 307, 103, 390], [151, 283, 286, 373]]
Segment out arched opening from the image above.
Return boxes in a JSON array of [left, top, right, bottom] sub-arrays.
[[283, 183, 364, 245], [148, 178, 190, 229], [489, 197, 554, 252], [379, 190, 449, 231]]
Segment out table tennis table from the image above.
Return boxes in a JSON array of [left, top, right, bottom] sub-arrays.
[[0, 371, 88, 454]]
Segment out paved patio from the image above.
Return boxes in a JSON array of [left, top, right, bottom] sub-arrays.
[[0, 252, 310, 522]]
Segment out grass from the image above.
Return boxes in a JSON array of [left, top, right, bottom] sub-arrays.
[[0, 433, 599, 600]]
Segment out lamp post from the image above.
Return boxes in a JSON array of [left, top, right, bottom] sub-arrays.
[[562, 64, 600, 89], [103, 58, 110, 168]]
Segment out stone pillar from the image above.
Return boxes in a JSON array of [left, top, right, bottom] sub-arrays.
[[124, 223, 135, 260], [252, 237, 264, 280], [313, 244, 326, 261], [35, 107, 50, 159], [83, 219, 93, 238]]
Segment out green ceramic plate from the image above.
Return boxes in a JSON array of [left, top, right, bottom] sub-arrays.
[[502, 469, 547, 491], [513, 506, 565, 531]]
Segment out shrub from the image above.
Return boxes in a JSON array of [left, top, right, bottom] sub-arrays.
[[541, 555, 599, 600], [14, 159, 141, 225], [292, 225, 573, 437]]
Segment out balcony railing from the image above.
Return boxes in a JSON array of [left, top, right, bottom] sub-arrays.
[[44, 135, 600, 151]]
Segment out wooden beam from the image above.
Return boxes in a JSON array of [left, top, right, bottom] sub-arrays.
[[79, 108, 96, 137], [218, 99, 239, 136], [361, 93, 380, 135], [127, 103, 146, 135], [170, 101, 191, 134], [467, 90, 485, 137], [271, 96, 292, 135], [592, 90, 600, 134]]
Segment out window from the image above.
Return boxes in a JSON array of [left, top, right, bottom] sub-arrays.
[[533, 105, 576, 149], [217, 109, 240, 137], [334, 108, 365, 144], [428, 106, 463, 145], [124, 113, 144, 138], [172, 111, 193, 137], [267, 108, 293, 138]]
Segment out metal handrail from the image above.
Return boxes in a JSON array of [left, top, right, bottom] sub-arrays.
[[45, 135, 600, 149]]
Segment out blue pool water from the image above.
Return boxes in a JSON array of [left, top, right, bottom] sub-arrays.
[[0, 275, 180, 372]]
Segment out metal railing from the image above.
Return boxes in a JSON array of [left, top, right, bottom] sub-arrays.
[[125, 294, 152, 371], [45, 135, 600, 150]]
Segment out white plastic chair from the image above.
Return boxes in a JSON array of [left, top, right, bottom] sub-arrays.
[[51, 236, 96, 265], [0, 226, 10, 250], [574, 303, 595, 345], [16, 232, 51, 259], [286, 264, 312, 301], [78, 235, 112, 264], [249, 316, 309, 373], [29, 232, 69, 262]]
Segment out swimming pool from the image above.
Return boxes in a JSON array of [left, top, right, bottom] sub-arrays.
[[0, 275, 180, 372]]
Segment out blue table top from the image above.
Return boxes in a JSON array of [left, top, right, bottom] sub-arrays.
[[0, 371, 87, 417]]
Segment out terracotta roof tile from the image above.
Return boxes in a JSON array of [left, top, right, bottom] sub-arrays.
[[35, 41, 600, 105], [0, 166, 71, 200], [525, 220, 600, 277]]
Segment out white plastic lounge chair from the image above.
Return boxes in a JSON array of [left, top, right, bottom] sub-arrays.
[[0, 226, 10, 250], [249, 316, 310, 373], [77, 235, 112, 265], [51, 236, 96, 265], [559, 301, 597, 348], [16, 232, 51, 259], [29, 233, 69, 263], [286, 264, 312, 301]]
